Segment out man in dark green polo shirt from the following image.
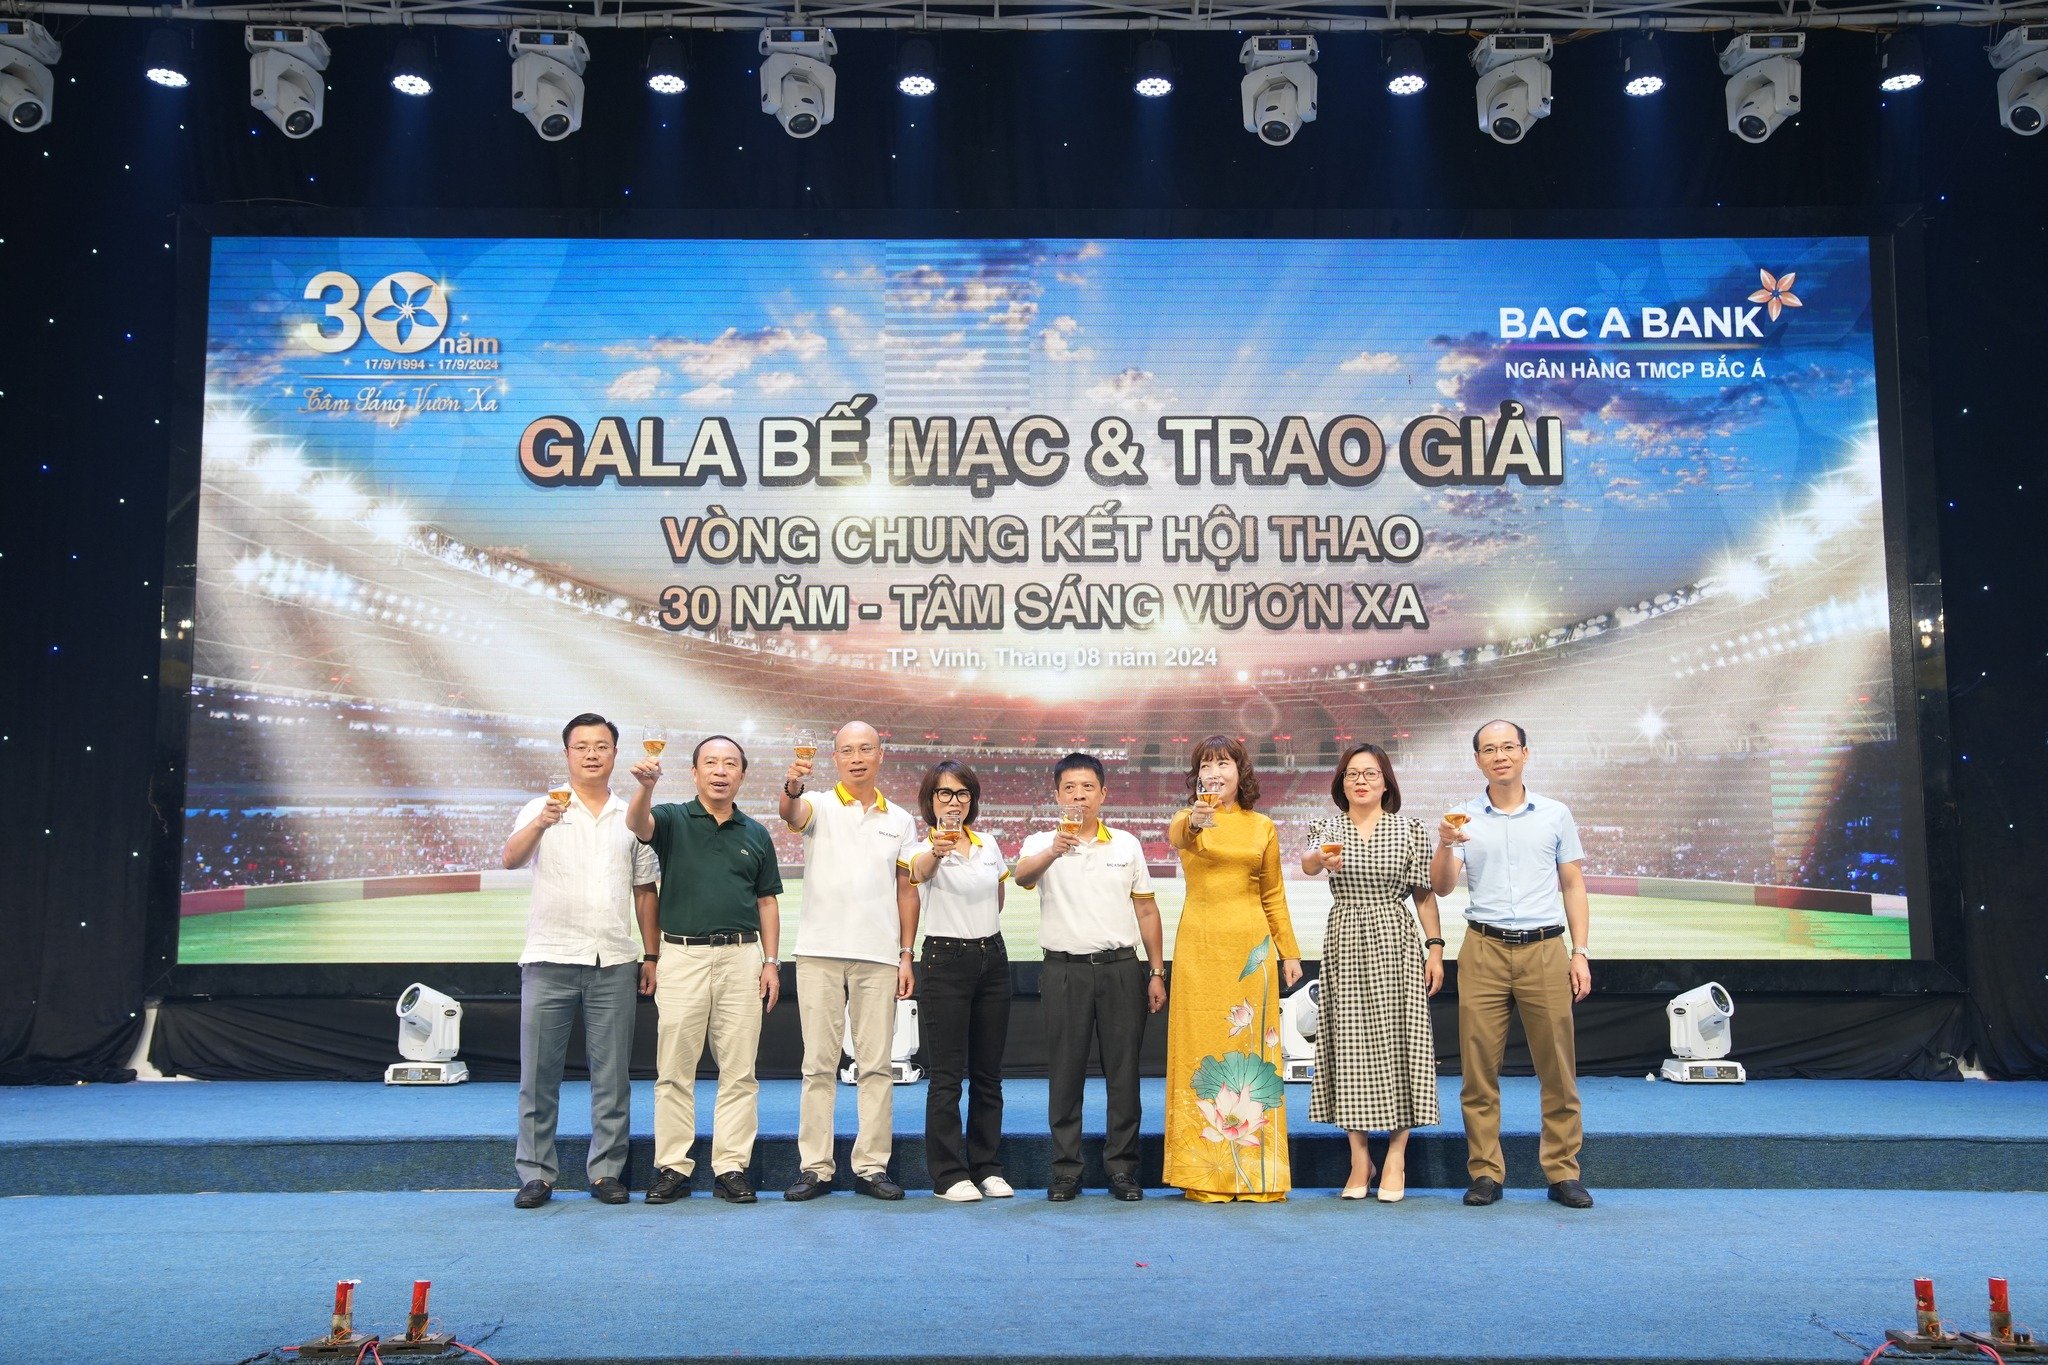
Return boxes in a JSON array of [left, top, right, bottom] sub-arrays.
[[626, 735, 784, 1205]]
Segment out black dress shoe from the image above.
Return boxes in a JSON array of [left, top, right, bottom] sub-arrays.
[[1047, 1176, 1081, 1202], [712, 1170, 758, 1204], [1463, 1177, 1503, 1206], [645, 1167, 691, 1205], [853, 1173, 905, 1201], [1108, 1173, 1144, 1202], [513, 1180, 553, 1209], [784, 1171, 832, 1201], [1547, 1179, 1595, 1209], [590, 1177, 629, 1205]]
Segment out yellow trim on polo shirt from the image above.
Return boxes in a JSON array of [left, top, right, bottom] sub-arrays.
[[834, 781, 889, 812], [1095, 823, 1113, 844]]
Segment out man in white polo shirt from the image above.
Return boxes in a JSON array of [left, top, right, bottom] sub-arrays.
[[1013, 752, 1166, 1202], [500, 712, 661, 1210], [777, 720, 919, 1201]]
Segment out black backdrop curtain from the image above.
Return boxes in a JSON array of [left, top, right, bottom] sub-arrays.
[[1, 21, 2042, 1081]]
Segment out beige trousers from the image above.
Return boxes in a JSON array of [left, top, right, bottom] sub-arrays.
[[1456, 931, 1583, 1183], [653, 942, 765, 1176], [796, 956, 898, 1179]]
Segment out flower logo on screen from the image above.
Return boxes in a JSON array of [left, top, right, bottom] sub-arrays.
[[362, 272, 449, 353], [1747, 268, 1804, 322]]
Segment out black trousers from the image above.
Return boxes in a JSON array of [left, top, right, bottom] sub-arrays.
[[1041, 954, 1148, 1182], [919, 935, 1011, 1191]]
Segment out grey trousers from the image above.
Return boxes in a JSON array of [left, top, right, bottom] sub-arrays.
[[517, 960, 639, 1187]]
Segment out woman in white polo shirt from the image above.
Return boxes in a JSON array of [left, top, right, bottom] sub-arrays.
[[902, 761, 1014, 1203]]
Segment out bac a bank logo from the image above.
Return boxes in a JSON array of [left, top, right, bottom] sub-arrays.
[[1747, 268, 1803, 322], [300, 268, 451, 355]]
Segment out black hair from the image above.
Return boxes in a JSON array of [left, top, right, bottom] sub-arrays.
[[562, 713, 618, 747], [1471, 719, 1529, 751], [1052, 752, 1106, 789], [692, 734, 749, 771], [919, 760, 982, 827]]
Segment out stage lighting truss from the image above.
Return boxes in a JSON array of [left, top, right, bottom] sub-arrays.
[[1992, 24, 2048, 135], [759, 25, 836, 138], [510, 28, 588, 140], [0, 18, 60, 133], [246, 24, 329, 139], [1720, 31, 1803, 142], [1472, 32, 1552, 144], [1239, 34, 1318, 145]]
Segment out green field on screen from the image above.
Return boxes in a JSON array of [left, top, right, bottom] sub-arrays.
[[177, 879, 1911, 964]]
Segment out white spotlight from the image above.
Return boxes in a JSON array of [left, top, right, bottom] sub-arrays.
[[1992, 25, 2048, 135], [1280, 979, 1319, 1082], [246, 25, 328, 139], [1239, 35, 1319, 146], [1472, 33, 1553, 144], [1660, 982, 1745, 1083], [759, 26, 837, 139], [0, 19, 58, 133], [839, 999, 923, 1084], [1720, 32, 1803, 143], [387, 983, 469, 1084], [510, 30, 587, 141]]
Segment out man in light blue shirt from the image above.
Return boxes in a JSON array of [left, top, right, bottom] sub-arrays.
[[1430, 719, 1594, 1210]]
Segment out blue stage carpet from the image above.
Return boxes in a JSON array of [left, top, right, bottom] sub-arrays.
[[0, 1186, 2042, 1364], [2, 1078, 2044, 1195]]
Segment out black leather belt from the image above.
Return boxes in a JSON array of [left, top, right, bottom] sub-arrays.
[[662, 930, 760, 946], [925, 934, 1004, 949], [1043, 946, 1137, 964], [1465, 922, 1565, 945]]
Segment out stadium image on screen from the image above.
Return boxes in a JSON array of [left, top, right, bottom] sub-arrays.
[[175, 235, 1914, 966]]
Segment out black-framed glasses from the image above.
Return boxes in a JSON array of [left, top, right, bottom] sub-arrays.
[[932, 788, 972, 802]]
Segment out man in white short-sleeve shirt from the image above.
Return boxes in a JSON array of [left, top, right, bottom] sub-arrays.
[[1013, 752, 1166, 1202], [777, 720, 919, 1201], [500, 713, 660, 1210]]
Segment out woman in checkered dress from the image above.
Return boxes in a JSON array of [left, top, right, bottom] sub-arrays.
[[1302, 742, 1446, 1202]]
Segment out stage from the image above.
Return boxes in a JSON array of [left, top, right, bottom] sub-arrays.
[[0, 1079, 2042, 1364]]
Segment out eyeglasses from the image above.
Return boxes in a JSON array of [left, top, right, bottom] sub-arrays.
[[837, 743, 880, 756], [932, 788, 972, 803], [1477, 743, 1525, 758], [1342, 769, 1383, 783]]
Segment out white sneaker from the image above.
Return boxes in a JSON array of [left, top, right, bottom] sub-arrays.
[[936, 1180, 984, 1202], [978, 1176, 1015, 1199]]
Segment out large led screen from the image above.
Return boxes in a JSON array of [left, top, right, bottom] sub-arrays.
[[176, 235, 1915, 964]]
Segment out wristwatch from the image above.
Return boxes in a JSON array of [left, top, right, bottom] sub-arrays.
[[1424, 937, 1446, 950], [900, 948, 915, 959], [643, 953, 660, 964], [1149, 967, 1166, 979], [763, 957, 780, 967], [1571, 947, 1591, 959]]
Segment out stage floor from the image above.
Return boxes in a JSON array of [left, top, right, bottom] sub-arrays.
[[0, 1186, 2041, 1364], [2, 1078, 2044, 1197]]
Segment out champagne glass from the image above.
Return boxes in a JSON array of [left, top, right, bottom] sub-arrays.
[[1443, 808, 1471, 832], [641, 727, 667, 759], [938, 811, 965, 861], [1056, 800, 1084, 855], [792, 726, 818, 763], [1198, 776, 1226, 810], [1319, 828, 1344, 862], [547, 775, 572, 806]]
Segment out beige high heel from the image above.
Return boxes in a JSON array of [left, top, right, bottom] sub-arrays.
[[1341, 1165, 1376, 1199], [1376, 1154, 1407, 1203]]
